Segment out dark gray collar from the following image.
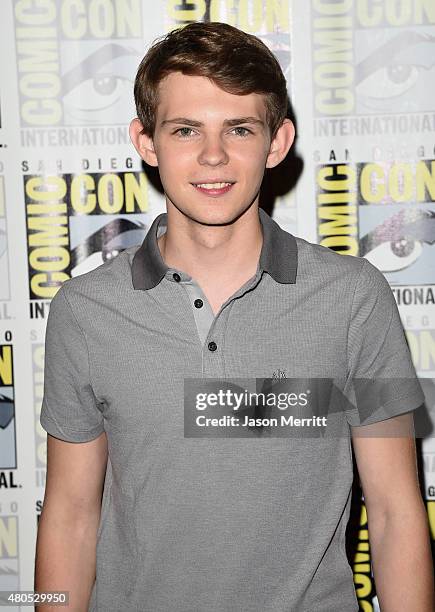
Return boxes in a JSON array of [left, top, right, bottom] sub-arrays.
[[131, 207, 298, 290]]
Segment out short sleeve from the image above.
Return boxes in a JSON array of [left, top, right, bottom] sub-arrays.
[[345, 258, 425, 426], [40, 284, 105, 442]]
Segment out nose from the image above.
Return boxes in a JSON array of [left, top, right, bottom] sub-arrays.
[[197, 134, 229, 166]]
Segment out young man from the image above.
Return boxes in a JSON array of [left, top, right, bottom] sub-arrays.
[[35, 22, 434, 612]]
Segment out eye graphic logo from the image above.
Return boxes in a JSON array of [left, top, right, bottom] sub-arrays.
[[70, 217, 148, 278], [15, 2, 144, 128], [0, 345, 15, 470], [61, 43, 142, 126], [355, 29, 435, 115], [359, 207, 435, 284]]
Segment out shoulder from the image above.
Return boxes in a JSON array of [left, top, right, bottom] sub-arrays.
[[294, 234, 364, 282], [294, 235, 389, 298], [49, 246, 140, 324], [58, 245, 139, 303]]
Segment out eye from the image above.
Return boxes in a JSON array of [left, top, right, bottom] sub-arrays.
[[173, 127, 196, 137], [359, 207, 432, 273], [232, 126, 252, 137], [354, 30, 435, 109], [356, 63, 421, 101], [63, 73, 131, 113], [364, 239, 423, 272], [61, 42, 141, 123]]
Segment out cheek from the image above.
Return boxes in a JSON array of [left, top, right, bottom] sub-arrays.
[[164, 142, 197, 160], [233, 143, 268, 166], [157, 150, 191, 180], [237, 156, 268, 187]]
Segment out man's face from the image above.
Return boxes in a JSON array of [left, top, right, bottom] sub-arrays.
[[149, 71, 275, 225]]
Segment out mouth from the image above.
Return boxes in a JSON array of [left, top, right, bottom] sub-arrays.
[[190, 181, 236, 197]]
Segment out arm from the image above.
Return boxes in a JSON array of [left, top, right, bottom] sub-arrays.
[[34, 431, 108, 611], [352, 412, 434, 612]]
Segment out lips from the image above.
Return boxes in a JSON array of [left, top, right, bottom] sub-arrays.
[[191, 180, 235, 197]]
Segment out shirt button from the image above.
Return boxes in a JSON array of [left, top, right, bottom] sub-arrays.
[[172, 273, 181, 282], [194, 299, 203, 308], [208, 341, 217, 352]]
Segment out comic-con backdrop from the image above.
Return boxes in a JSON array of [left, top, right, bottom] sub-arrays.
[[0, 1, 434, 610]]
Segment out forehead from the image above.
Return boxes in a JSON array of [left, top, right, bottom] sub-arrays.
[[155, 71, 267, 122]]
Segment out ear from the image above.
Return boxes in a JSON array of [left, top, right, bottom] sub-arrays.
[[129, 118, 158, 167], [265, 119, 295, 169]]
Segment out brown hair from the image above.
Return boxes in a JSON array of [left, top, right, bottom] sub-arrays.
[[133, 21, 289, 140]]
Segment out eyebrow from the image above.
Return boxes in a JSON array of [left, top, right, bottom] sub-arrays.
[[160, 116, 265, 128]]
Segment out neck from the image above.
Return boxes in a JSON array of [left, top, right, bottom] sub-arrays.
[[157, 203, 263, 286]]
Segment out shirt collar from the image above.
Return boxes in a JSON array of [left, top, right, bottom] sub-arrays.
[[131, 207, 298, 290]]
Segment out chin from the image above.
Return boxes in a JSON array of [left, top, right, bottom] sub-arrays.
[[187, 207, 248, 227]]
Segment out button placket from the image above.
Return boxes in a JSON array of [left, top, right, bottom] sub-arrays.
[[202, 301, 233, 378], [181, 280, 215, 347]]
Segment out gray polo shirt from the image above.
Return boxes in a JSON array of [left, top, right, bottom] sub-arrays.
[[40, 207, 424, 612]]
